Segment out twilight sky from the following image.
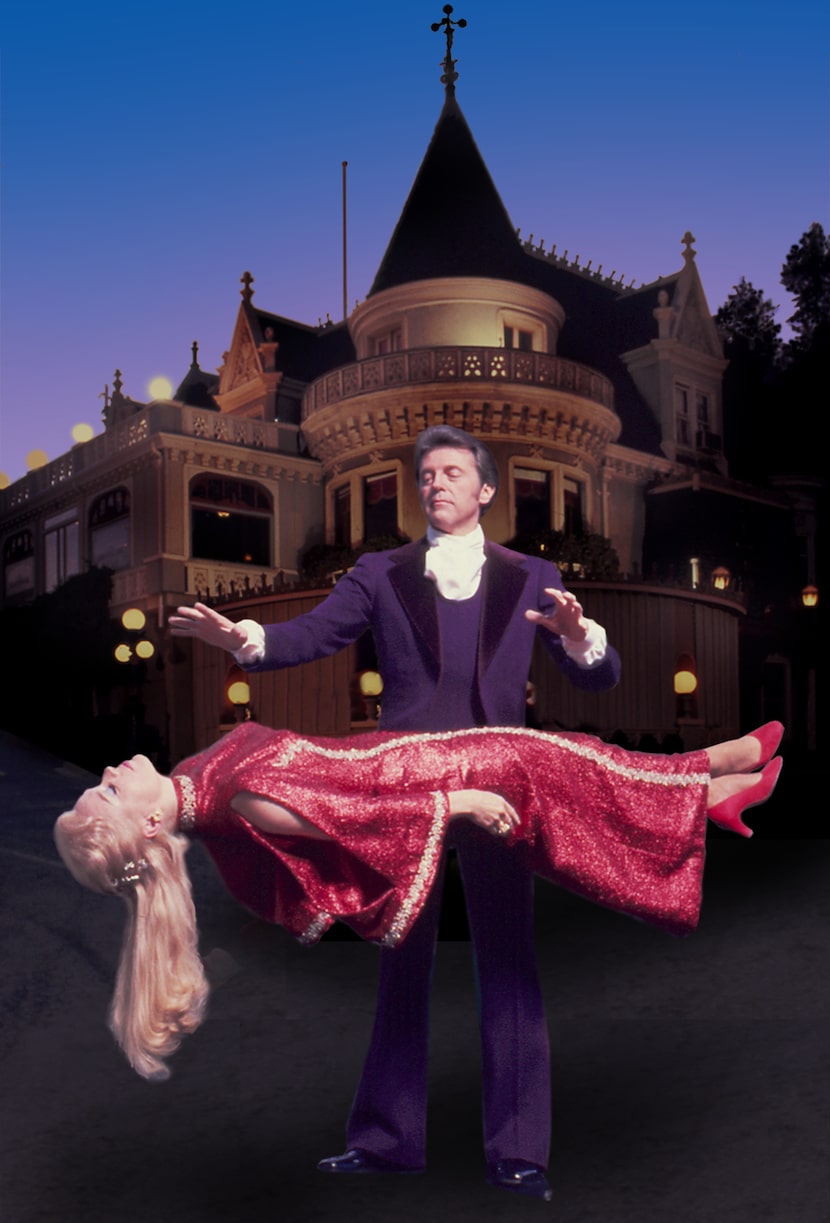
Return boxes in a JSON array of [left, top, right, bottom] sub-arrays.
[[1, 0, 827, 485]]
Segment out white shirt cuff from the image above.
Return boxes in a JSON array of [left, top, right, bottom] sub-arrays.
[[560, 618, 607, 667], [232, 619, 266, 665]]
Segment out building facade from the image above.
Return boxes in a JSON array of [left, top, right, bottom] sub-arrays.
[[0, 83, 815, 767]]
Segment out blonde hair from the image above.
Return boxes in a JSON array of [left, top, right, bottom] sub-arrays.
[[54, 802, 208, 1081]]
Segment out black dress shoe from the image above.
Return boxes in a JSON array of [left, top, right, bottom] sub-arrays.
[[487, 1158, 552, 1201], [317, 1148, 423, 1175]]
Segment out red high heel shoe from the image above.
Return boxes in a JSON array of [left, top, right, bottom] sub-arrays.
[[708, 757, 783, 838], [748, 721, 784, 769]]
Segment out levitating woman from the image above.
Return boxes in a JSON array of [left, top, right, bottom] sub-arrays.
[[54, 720, 783, 1081]]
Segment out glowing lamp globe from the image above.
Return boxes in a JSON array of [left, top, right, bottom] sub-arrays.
[[359, 671, 383, 697], [228, 680, 251, 706], [121, 608, 146, 632]]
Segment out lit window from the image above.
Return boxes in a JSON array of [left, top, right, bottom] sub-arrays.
[[363, 472, 398, 539], [514, 467, 550, 534], [90, 488, 130, 572], [190, 477, 271, 566]]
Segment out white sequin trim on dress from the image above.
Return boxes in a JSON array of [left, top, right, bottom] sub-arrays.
[[270, 727, 709, 788]]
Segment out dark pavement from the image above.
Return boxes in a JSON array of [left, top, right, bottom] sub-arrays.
[[1, 728, 828, 1223]]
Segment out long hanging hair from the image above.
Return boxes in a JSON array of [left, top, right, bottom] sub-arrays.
[[54, 801, 209, 1081]]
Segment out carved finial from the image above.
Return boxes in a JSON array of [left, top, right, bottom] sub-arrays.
[[112, 369, 123, 399], [191, 340, 199, 368], [240, 270, 254, 303], [431, 5, 466, 94], [681, 231, 697, 264]]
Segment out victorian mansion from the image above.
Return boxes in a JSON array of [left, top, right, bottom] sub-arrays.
[[0, 73, 815, 767]]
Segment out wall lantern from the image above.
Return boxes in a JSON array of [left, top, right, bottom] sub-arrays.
[[712, 566, 731, 592], [358, 671, 383, 698], [228, 679, 251, 707], [801, 584, 819, 608], [227, 677, 252, 721], [673, 653, 698, 696], [358, 670, 383, 721]]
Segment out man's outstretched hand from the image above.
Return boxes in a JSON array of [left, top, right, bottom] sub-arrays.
[[524, 587, 588, 642], [169, 603, 247, 653]]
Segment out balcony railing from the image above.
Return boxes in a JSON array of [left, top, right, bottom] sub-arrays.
[[0, 403, 286, 510], [303, 346, 615, 418]]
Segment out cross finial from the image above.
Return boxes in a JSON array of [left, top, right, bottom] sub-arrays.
[[431, 5, 466, 94], [240, 270, 254, 303]]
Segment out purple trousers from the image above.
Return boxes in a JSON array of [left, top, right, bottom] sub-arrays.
[[345, 821, 551, 1169]]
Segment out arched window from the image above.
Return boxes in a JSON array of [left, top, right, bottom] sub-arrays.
[[89, 488, 131, 571], [190, 476, 272, 567], [3, 530, 35, 600]]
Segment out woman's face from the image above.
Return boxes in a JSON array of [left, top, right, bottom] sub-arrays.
[[75, 754, 165, 835]]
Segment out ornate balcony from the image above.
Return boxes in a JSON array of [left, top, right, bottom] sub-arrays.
[[301, 346, 619, 466]]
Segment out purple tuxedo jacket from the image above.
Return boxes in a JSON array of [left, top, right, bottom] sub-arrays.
[[245, 539, 621, 730]]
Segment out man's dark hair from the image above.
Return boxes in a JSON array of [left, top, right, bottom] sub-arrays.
[[413, 426, 500, 510]]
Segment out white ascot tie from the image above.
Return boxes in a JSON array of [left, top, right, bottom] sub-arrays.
[[423, 525, 486, 601]]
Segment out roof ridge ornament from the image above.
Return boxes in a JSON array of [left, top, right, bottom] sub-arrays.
[[240, 270, 255, 304], [431, 5, 466, 95]]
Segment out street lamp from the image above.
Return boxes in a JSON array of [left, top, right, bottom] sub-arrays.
[[712, 566, 731, 592], [801, 584, 819, 608], [114, 608, 155, 663]]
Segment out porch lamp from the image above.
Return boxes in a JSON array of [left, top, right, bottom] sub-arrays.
[[359, 669, 383, 720], [801, 585, 819, 608], [227, 678, 252, 720], [673, 654, 698, 696]]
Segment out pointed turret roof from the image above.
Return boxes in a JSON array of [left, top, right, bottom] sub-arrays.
[[369, 92, 525, 294]]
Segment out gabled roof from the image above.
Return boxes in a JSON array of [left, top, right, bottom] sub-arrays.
[[370, 93, 525, 294], [244, 304, 355, 382]]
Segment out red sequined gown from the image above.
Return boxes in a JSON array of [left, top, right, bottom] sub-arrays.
[[172, 721, 710, 945]]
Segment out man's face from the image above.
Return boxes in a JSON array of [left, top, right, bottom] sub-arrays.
[[417, 446, 495, 536]]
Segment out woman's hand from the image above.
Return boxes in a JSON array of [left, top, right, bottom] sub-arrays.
[[169, 603, 248, 652], [448, 789, 520, 837]]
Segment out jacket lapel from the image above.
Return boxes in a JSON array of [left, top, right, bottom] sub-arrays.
[[388, 539, 440, 666], [478, 543, 531, 676]]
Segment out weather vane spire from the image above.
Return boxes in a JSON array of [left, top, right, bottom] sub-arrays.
[[431, 5, 466, 95]]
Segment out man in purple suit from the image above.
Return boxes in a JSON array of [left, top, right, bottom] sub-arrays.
[[171, 426, 620, 1200]]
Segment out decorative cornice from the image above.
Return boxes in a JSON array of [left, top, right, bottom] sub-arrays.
[[304, 394, 618, 472]]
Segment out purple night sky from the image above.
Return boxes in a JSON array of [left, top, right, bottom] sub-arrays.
[[1, 0, 827, 485]]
